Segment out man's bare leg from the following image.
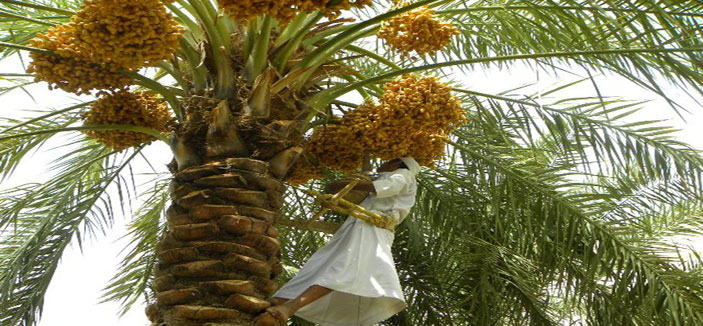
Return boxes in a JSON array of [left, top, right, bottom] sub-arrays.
[[270, 297, 287, 306], [266, 285, 333, 322]]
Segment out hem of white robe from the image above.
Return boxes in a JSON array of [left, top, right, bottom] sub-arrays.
[[296, 300, 406, 326], [275, 284, 406, 326], [294, 291, 406, 326]]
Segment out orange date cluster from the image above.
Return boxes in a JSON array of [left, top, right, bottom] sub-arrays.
[[345, 74, 465, 165], [286, 156, 324, 186]]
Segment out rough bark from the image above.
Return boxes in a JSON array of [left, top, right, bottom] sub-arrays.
[[149, 158, 284, 326]]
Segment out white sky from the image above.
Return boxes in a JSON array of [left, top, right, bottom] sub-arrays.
[[1, 52, 702, 326]]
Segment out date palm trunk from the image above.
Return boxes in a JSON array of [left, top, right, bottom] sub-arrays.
[[146, 98, 303, 326]]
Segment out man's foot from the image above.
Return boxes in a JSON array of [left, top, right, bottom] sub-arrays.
[[266, 304, 294, 322], [254, 312, 283, 326]]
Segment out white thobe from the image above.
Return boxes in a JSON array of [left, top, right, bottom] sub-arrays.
[[274, 168, 418, 326]]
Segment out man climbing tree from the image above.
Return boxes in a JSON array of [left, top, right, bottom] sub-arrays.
[[266, 158, 419, 325]]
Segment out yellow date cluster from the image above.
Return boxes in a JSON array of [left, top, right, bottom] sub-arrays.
[[377, 5, 458, 57], [377, 74, 466, 135], [306, 124, 367, 172], [217, 0, 372, 23], [82, 91, 172, 151], [27, 0, 181, 94], [286, 156, 323, 186], [348, 74, 466, 165], [286, 75, 465, 185], [27, 25, 133, 95], [70, 0, 183, 70]]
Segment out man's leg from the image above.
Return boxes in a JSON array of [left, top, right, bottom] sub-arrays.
[[270, 297, 287, 306], [266, 285, 333, 322]]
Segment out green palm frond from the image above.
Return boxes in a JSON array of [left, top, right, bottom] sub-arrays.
[[101, 176, 169, 316], [443, 132, 703, 325], [458, 87, 703, 185], [0, 0, 77, 58], [337, 0, 703, 115], [385, 1, 703, 106], [389, 222, 465, 326], [0, 102, 88, 181], [0, 76, 36, 100], [0, 140, 142, 326], [313, 45, 703, 108]]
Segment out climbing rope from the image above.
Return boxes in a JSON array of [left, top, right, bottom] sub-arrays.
[[303, 184, 398, 233]]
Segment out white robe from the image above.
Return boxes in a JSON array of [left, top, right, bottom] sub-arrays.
[[275, 168, 418, 326]]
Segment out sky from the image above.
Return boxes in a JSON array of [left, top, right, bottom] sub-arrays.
[[1, 51, 703, 326]]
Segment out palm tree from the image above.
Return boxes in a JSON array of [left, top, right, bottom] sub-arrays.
[[1, 0, 703, 325]]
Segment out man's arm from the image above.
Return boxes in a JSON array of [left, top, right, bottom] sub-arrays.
[[324, 180, 376, 194]]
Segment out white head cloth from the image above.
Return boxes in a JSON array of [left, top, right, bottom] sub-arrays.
[[400, 157, 421, 176]]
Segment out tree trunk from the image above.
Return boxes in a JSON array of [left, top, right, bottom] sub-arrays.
[[148, 157, 285, 326]]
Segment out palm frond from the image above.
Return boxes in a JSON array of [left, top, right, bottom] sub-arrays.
[[100, 176, 170, 316], [0, 0, 77, 59], [456, 86, 703, 188], [343, 0, 703, 115], [0, 141, 142, 326], [0, 102, 86, 183], [442, 130, 703, 325]]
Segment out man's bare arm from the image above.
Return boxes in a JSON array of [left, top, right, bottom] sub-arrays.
[[324, 180, 375, 194]]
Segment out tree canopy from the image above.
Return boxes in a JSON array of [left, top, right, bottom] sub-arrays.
[[1, 1, 703, 325]]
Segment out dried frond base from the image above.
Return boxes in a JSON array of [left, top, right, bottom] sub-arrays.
[[152, 158, 283, 326]]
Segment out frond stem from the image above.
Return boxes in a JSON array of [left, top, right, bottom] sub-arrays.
[[1, 102, 92, 134], [0, 9, 56, 26], [0, 41, 52, 54], [438, 5, 703, 19], [0, 0, 74, 16], [314, 46, 703, 108], [344, 44, 402, 70], [0, 73, 32, 77], [0, 125, 169, 143], [274, 12, 324, 72]]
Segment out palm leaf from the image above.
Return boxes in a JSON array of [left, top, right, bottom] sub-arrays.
[[100, 175, 170, 316], [0, 141, 142, 326]]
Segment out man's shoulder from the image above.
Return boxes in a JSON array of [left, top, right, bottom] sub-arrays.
[[393, 168, 414, 178], [384, 168, 416, 184]]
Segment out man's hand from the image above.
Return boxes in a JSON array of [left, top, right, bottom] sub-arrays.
[[324, 180, 350, 194]]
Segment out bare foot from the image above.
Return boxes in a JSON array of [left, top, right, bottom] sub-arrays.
[[266, 304, 294, 322], [254, 312, 281, 326]]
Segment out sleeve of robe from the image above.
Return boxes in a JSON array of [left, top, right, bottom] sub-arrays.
[[372, 169, 411, 198]]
